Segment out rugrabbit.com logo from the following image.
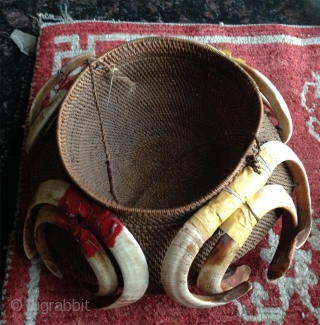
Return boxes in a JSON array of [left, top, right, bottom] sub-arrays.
[[10, 298, 89, 314]]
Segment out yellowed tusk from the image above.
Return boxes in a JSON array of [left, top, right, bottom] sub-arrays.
[[235, 62, 293, 143], [197, 184, 297, 294], [34, 204, 119, 296], [96, 227, 149, 309], [161, 220, 252, 308], [23, 179, 69, 259], [161, 141, 311, 308], [189, 141, 311, 247], [207, 45, 292, 143], [26, 89, 67, 153], [28, 53, 95, 127]]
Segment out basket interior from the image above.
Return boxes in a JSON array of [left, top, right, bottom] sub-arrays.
[[58, 37, 262, 212]]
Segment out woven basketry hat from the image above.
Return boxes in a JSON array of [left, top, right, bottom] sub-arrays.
[[23, 37, 311, 309]]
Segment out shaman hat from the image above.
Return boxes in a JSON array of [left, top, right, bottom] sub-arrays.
[[24, 37, 310, 309]]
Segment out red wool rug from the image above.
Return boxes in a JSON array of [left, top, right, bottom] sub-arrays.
[[1, 22, 320, 325]]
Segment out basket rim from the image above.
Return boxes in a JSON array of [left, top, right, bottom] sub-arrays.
[[57, 36, 263, 217]]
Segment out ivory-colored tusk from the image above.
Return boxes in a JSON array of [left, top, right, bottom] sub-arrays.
[[23, 179, 149, 308], [161, 220, 252, 308], [28, 53, 94, 138], [188, 141, 311, 248], [23, 179, 70, 258], [235, 62, 293, 143], [161, 141, 311, 308], [34, 204, 119, 296], [207, 45, 292, 143], [260, 93, 277, 118], [93, 227, 149, 309], [26, 89, 67, 153], [29, 73, 62, 127], [29, 53, 94, 125], [197, 184, 297, 294]]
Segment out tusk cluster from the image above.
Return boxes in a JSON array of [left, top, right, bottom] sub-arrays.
[[161, 141, 311, 308], [23, 179, 149, 309]]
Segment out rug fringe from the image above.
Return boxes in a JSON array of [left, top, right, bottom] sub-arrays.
[[38, 4, 73, 28]]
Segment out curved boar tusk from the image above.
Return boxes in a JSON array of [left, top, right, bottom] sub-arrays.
[[207, 45, 292, 143], [23, 179, 149, 308], [34, 204, 119, 296], [161, 141, 311, 308], [235, 62, 293, 143], [197, 184, 297, 294], [26, 89, 67, 153], [188, 141, 311, 248], [93, 227, 149, 309], [27, 53, 95, 153], [208, 46, 292, 143], [161, 220, 252, 308], [28, 53, 94, 126], [23, 179, 70, 258]]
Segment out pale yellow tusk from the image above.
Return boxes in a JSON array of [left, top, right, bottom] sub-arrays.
[[97, 227, 149, 309], [189, 141, 310, 247], [197, 184, 297, 294], [235, 62, 293, 143], [28, 53, 95, 126], [26, 89, 67, 153], [23, 179, 69, 259], [161, 220, 252, 308]]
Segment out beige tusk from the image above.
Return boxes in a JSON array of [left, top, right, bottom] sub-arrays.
[[260, 93, 277, 118], [28, 53, 95, 130], [23, 179, 70, 258], [95, 227, 149, 309], [235, 62, 293, 143], [161, 141, 311, 308], [26, 89, 67, 153], [188, 141, 311, 248], [23, 179, 149, 308], [161, 220, 252, 308], [29, 73, 62, 127], [34, 204, 119, 296], [206, 45, 291, 142], [197, 184, 297, 294]]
